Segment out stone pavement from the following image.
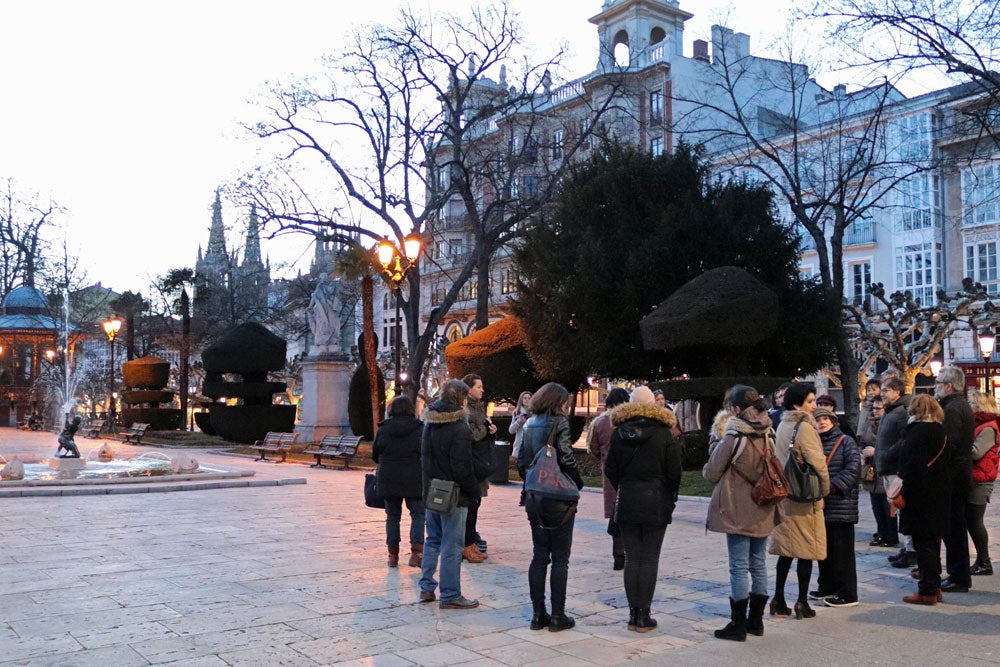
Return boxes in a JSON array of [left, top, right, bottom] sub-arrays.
[[1, 428, 998, 666]]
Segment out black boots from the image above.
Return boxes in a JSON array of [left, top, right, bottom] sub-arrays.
[[548, 612, 576, 632], [747, 593, 768, 636], [971, 558, 993, 576], [627, 608, 637, 631], [633, 608, 657, 633], [530, 603, 550, 630], [714, 597, 748, 641]]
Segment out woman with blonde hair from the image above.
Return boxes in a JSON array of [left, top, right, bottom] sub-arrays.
[[509, 390, 534, 460], [967, 391, 998, 576], [899, 394, 953, 604], [769, 381, 829, 619]]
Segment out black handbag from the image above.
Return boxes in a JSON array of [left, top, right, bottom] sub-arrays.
[[364, 472, 385, 508], [784, 423, 823, 502]]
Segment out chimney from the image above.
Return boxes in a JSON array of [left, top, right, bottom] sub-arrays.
[[693, 39, 709, 62], [733, 32, 750, 58], [834, 84, 847, 98], [711, 25, 734, 65]]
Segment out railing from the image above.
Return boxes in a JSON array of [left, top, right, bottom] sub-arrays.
[[844, 220, 876, 245], [551, 79, 585, 104]]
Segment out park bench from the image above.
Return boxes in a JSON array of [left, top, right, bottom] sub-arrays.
[[81, 419, 106, 438], [303, 434, 362, 469], [253, 432, 299, 462], [122, 423, 150, 444]]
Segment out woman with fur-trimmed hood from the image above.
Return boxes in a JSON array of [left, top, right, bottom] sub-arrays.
[[768, 381, 830, 620], [605, 385, 681, 634]]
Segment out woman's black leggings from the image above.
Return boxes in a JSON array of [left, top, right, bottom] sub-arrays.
[[619, 522, 667, 609], [967, 503, 990, 562], [775, 555, 813, 604]]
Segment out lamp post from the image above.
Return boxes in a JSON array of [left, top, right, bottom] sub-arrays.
[[980, 329, 996, 394], [103, 315, 122, 433], [376, 234, 422, 396]]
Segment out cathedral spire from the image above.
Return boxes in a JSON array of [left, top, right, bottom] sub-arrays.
[[206, 189, 228, 260], [243, 203, 262, 265]]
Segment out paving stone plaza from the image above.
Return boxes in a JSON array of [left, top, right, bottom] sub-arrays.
[[1, 429, 998, 666]]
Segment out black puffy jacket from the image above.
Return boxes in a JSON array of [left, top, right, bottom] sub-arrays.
[[820, 426, 861, 524], [372, 416, 423, 499], [420, 400, 481, 507]]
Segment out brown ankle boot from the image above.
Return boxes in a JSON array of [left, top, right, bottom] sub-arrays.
[[462, 544, 486, 563], [387, 545, 400, 568], [408, 542, 423, 568]]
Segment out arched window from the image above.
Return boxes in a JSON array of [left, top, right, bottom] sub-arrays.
[[613, 30, 631, 67], [650, 27, 666, 45]]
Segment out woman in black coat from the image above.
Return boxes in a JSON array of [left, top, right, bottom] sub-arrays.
[[372, 396, 425, 568], [898, 394, 954, 605], [605, 385, 682, 633], [517, 382, 585, 633], [813, 407, 862, 607]]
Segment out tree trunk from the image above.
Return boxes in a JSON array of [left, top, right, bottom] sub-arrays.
[[834, 331, 860, 433], [363, 274, 379, 436], [126, 313, 136, 361], [475, 251, 491, 329], [180, 289, 190, 430]]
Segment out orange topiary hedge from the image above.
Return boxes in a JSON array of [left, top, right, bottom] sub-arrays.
[[445, 317, 540, 404]]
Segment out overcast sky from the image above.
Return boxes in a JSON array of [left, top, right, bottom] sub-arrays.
[[1, 0, 929, 296]]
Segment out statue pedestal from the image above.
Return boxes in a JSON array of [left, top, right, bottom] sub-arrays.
[[48, 458, 86, 471], [295, 353, 353, 442]]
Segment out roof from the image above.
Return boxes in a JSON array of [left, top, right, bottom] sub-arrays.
[[3, 285, 48, 314], [0, 313, 63, 332]]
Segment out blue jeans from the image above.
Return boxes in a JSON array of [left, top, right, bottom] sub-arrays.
[[383, 496, 425, 546], [726, 533, 768, 600], [420, 506, 468, 603]]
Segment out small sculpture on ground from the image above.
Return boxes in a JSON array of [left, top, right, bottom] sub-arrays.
[[1, 458, 24, 480], [97, 442, 115, 462], [56, 416, 82, 458], [171, 453, 199, 474]]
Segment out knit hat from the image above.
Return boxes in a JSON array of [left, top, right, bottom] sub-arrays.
[[816, 394, 837, 409], [630, 385, 656, 405], [813, 407, 839, 424]]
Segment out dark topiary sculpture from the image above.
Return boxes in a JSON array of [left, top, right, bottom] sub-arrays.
[[348, 332, 385, 440]]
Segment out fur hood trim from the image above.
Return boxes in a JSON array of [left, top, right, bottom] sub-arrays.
[[420, 405, 468, 425], [712, 409, 733, 437], [780, 409, 818, 428], [724, 412, 772, 437], [609, 402, 677, 428]]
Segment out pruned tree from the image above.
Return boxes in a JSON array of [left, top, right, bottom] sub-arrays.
[[844, 277, 997, 391], [156, 269, 197, 425], [235, 1, 622, 399], [671, 27, 935, 426]]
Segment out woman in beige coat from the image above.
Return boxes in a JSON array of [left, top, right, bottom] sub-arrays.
[[768, 382, 830, 619]]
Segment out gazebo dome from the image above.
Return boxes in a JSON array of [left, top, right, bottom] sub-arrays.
[[3, 286, 49, 315]]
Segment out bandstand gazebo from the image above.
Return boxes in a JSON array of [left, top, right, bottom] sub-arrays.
[[0, 285, 79, 427]]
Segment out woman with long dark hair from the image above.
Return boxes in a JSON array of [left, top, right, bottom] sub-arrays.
[[372, 395, 425, 568], [605, 386, 682, 633], [517, 382, 585, 632], [703, 385, 782, 641]]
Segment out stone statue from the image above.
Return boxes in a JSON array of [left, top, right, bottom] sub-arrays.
[[307, 273, 343, 355]]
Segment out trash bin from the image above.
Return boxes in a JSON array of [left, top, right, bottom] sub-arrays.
[[490, 440, 513, 484]]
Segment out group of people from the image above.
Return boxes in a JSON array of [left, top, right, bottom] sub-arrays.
[[367, 368, 997, 637]]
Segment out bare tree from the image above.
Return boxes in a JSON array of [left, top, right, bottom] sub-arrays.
[[672, 28, 934, 426], [819, 0, 1000, 147], [235, 1, 621, 399], [845, 278, 996, 391], [0, 177, 59, 292]]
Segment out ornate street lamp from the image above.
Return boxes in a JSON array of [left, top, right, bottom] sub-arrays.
[[376, 234, 422, 394], [929, 359, 943, 377], [980, 329, 996, 393], [103, 314, 123, 432]]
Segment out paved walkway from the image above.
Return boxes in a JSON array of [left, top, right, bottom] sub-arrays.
[[1, 428, 998, 666]]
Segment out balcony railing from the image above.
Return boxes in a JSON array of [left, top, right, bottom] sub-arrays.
[[845, 220, 877, 245]]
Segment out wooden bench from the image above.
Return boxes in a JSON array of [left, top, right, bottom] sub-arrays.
[[253, 432, 299, 462], [304, 434, 362, 469], [81, 419, 106, 438], [122, 423, 150, 444]]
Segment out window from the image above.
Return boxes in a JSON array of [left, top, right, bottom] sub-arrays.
[[523, 175, 540, 200], [552, 129, 563, 160], [894, 114, 931, 161], [650, 136, 664, 157], [895, 173, 936, 231], [501, 269, 519, 294], [579, 117, 592, 148], [895, 242, 941, 305], [448, 238, 464, 256], [966, 242, 1000, 295], [510, 134, 520, 153], [851, 261, 872, 307], [435, 166, 449, 192], [649, 90, 663, 124], [962, 163, 1000, 226]]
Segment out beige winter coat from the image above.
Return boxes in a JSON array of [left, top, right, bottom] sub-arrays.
[[768, 410, 830, 560], [703, 406, 784, 537]]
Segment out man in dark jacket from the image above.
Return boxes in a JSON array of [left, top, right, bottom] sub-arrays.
[[877, 377, 911, 565], [418, 379, 482, 610], [936, 366, 976, 592]]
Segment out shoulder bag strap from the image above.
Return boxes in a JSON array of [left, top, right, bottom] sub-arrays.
[[826, 435, 845, 465], [927, 435, 948, 467], [731, 435, 766, 485]]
